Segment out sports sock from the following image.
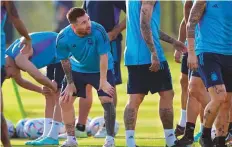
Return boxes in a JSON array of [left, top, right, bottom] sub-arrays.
[[184, 122, 195, 140], [179, 109, 186, 127], [76, 124, 85, 132], [47, 120, 62, 140], [42, 118, 53, 137], [126, 130, 136, 147], [164, 129, 176, 147], [202, 127, 212, 138]]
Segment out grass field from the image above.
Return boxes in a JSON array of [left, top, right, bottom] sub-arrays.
[[2, 55, 201, 147]]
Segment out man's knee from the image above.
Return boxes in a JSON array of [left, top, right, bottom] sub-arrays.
[[126, 94, 144, 108], [59, 98, 74, 111], [209, 85, 227, 104], [99, 96, 113, 104], [159, 90, 174, 101]]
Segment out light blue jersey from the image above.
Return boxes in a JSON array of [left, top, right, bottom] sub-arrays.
[[1, 5, 7, 67], [124, 1, 165, 66], [56, 21, 114, 73], [6, 32, 58, 69], [195, 1, 232, 55]]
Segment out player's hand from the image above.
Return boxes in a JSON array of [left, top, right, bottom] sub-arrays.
[[150, 53, 160, 72], [174, 50, 182, 63], [188, 52, 198, 71], [173, 40, 187, 53], [61, 83, 77, 103], [41, 86, 52, 96], [99, 79, 115, 97], [19, 37, 33, 55], [51, 80, 58, 93], [108, 30, 118, 41]]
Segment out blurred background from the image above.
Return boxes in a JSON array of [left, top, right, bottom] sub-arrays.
[[5, 1, 183, 51]]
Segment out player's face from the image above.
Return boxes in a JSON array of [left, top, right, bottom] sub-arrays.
[[74, 14, 91, 35]]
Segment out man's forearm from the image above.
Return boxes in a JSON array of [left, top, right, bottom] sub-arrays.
[[100, 54, 108, 81], [187, 1, 206, 52], [140, 1, 157, 54], [187, 1, 206, 39], [112, 18, 126, 34], [61, 59, 73, 84], [15, 78, 41, 93], [178, 18, 186, 43], [5, 1, 31, 40], [159, 30, 176, 44]]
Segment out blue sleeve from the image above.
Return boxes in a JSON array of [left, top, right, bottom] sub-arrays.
[[113, 1, 126, 13], [95, 25, 111, 55], [56, 33, 70, 60]]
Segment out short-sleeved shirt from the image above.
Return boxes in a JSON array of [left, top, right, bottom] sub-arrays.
[[56, 21, 114, 73]]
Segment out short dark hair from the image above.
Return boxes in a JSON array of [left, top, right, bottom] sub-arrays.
[[66, 7, 86, 24]]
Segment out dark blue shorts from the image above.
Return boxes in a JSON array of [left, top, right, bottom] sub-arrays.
[[113, 62, 122, 85], [197, 53, 232, 92], [127, 61, 173, 95], [46, 62, 65, 89], [1, 67, 6, 86], [111, 39, 122, 85], [181, 53, 188, 75], [61, 70, 115, 98]]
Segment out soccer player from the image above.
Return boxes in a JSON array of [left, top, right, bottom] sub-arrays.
[[73, 0, 126, 138], [174, 0, 210, 144], [187, 1, 232, 147], [4, 32, 64, 146], [1, 1, 32, 146], [124, 1, 186, 147], [56, 8, 116, 147]]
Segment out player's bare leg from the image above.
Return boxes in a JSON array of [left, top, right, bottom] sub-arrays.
[[124, 94, 145, 147], [175, 73, 188, 136]]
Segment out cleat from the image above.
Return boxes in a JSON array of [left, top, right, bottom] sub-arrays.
[[32, 136, 59, 146], [175, 125, 185, 137]]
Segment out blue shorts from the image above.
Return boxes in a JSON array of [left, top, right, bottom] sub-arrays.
[[127, 61, 173, 95], [111, 39, 122, 85], [198, 53, 232, 92], [1, 67, 6, 86], [181, 53, 188, 75], [61, 70, 115, 98], [46, 62, 64, 89]]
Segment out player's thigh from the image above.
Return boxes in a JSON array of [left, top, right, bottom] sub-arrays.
[[198, 53, 224, 91], [61, 71, 87, 99], [53, 62, 65, 89]]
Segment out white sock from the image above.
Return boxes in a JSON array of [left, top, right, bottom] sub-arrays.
[[126, 130, 136, 147], [179, 109, 186, 127], [106, 135, 114, 142], [67, 136, 77, 144], [47, 120, 62, 140], [164, 129, 176, 147], [42, 118, 53, 137], [200, 123, 203, 132]]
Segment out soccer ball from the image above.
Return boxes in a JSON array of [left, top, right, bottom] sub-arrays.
[[75, 117, 92, 136], [88, 116, 119, 136], [16, 118, 29, 138], [88, 116, 105, 136], [6, 119, 15, 138], [24, 119, 44, 139]]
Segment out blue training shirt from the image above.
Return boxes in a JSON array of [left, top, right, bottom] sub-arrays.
[[56, 21, 114, 73], [6, 32, 58, 69], [124, 1, 166, 66]]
